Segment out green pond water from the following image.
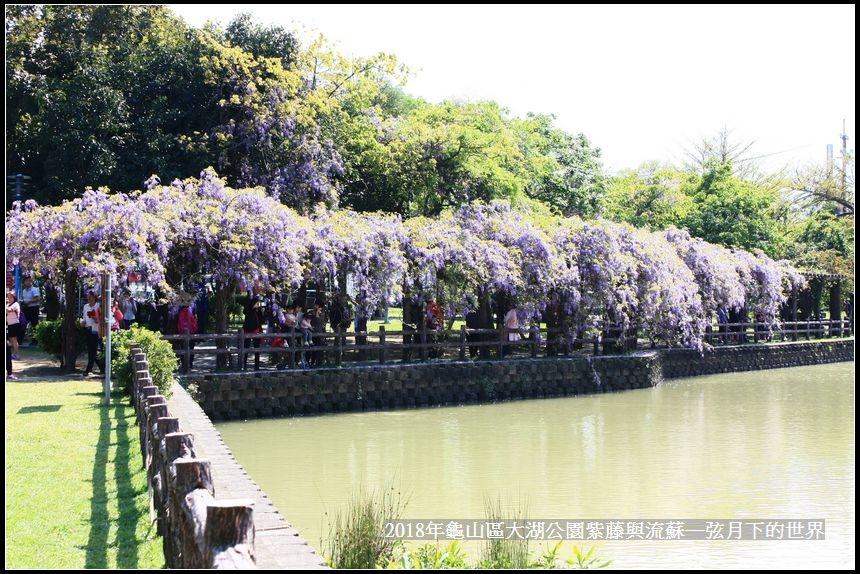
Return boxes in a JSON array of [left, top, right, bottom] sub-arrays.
[[217, 362, 855, 568]]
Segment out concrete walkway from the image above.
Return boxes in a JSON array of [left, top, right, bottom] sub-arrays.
[[167, 381, 327, 569]]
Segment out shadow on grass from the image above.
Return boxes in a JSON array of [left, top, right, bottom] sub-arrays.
[[6, 375, 87, 384], [85, 396, 110, 568], [16, 404, 62, 414], [85, 393, 147, 568], [13, 364, 75, 377], [114, 396, 146, 567]]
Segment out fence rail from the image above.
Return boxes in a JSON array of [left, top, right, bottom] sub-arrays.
[[130, 345, 256, 569], [162, 319, 853, 375]]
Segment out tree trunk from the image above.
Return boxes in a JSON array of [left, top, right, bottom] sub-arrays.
[[478, 288, 492, 358], [62, 268, 79, 373]]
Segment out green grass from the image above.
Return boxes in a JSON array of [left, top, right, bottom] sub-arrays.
[[479, 496, 530, 569], [322, 484, 409, 569], [5, 379, 164, 569]]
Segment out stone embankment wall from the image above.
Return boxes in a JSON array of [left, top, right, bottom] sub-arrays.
[[185, 340, 853, 421]]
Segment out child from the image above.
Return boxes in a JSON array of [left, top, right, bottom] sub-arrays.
[[112, 301, 123, 331], [299, 313, 313, 346]]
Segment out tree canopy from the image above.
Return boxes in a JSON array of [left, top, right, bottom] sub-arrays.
[[5, 6, 851, 292]]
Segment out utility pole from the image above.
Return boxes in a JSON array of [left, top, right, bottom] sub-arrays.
[[840, 119, 849, 194]]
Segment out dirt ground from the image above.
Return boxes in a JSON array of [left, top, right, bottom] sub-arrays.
[[8, 345, 89, 380]]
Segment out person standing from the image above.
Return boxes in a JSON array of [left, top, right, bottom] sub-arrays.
[[81, 291, 105, 376], [241, 291, 264, 369], [112, 301, 124, 331], [717, 306, 729, 343], [465, 309, 481, 358], [424, 297, 444, 358], [120, 293, 137, 329], [503, 306, 521, 357], [195, 285, 210, 335], [6, 292, 23, 360], [43, 278, 61, 321], [6, 328, 17, 380], [176, 293, 199, 370], [20, 276, 40, 345], [308, 300, 327, 366]]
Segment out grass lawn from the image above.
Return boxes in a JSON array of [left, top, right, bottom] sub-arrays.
[[5, 378, 164, 569]]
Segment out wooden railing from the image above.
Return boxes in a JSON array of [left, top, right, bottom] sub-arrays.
[[163, 319, 853, 375], [704, 319, 853, 345], [130, 345, 256, 568]]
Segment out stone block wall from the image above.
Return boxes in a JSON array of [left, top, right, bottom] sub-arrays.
[[184, 340, 853, 421], [187, 354, 660, 421], [661, 340, 854, 379]]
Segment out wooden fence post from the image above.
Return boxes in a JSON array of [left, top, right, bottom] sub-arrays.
[[153, 418, 180, 565], [173, 459, 215, 569], [162, 431, 195, 568], [205, 500, 256, 568], [289, 327, 297, 369], [138, 386, 158, 458], [183, 329, 191, 374], [459, 325, 467, 360], [237, 329, 245, 371], [379, 325, 386, 364]]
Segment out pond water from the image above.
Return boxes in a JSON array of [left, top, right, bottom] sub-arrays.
[[217, 362, 855, 568]]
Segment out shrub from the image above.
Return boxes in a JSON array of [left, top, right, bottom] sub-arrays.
[[108, 325, 178, 398], [34, 319, 87, 367]]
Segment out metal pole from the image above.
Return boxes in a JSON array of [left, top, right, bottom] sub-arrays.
[[14, 174, 23, 299], [104, 273, 112, 405]]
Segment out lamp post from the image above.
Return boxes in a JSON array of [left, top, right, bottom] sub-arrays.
[[8, 173, 31, 299]]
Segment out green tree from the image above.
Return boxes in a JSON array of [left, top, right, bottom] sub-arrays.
[[516, 113, 607, 217], [684, 127, 784, 190], [336, 99, 606, 217], [5, 5, 213, 205], [682, 162, 782, 255], [224, 12, 299, 68], [337, 99, 528, 216], [603, 162, 692, 229], [789, 211, 854, 290]]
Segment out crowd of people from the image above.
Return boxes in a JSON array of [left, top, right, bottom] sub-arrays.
[[5, 274, 536, 378], [9, 272, 853, 380]]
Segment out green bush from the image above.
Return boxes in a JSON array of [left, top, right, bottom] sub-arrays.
[[34, 319, 87, 367], [108, 325, 178, 398]]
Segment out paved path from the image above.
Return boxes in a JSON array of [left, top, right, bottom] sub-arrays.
[[8, 345, 81, 380], [167, 382, 327, 569]]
